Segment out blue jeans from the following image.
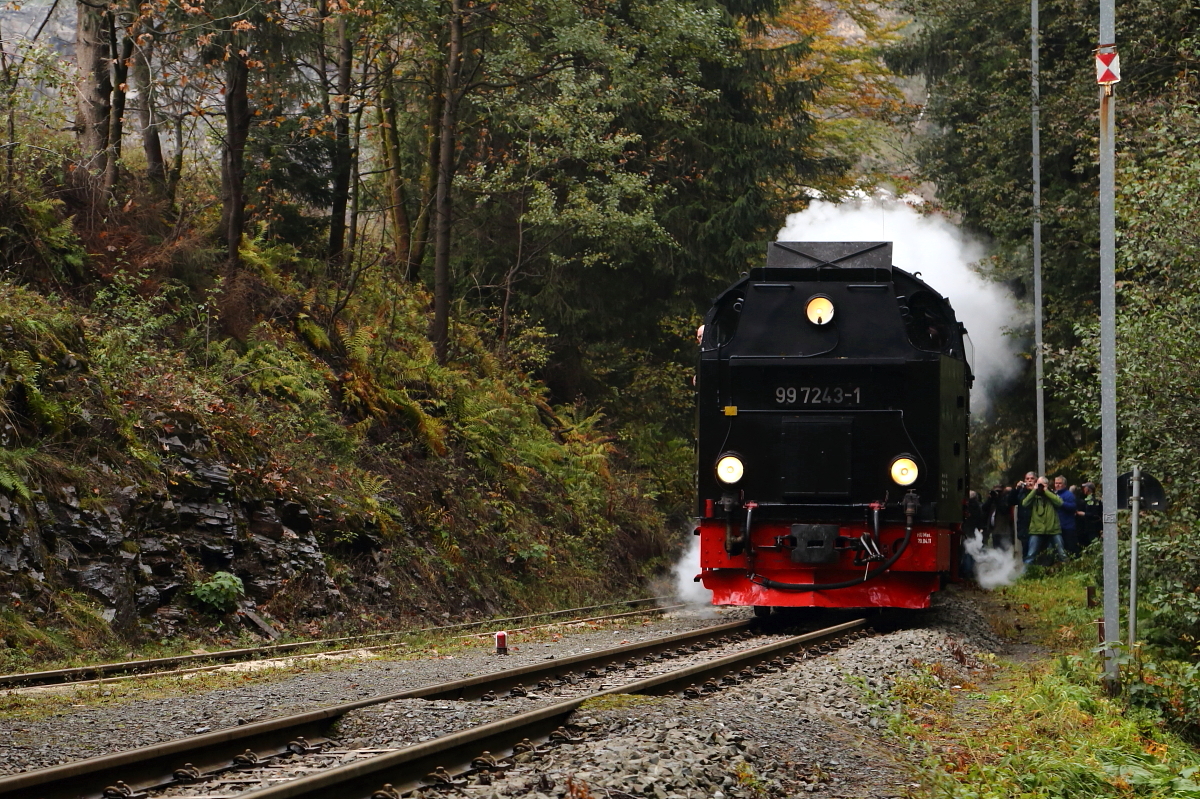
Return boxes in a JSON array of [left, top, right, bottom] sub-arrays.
[[1024, 534, 1066, 564]]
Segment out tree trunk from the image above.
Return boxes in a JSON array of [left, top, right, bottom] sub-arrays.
[[500, 199, 525, 347], [167, 113, 183, 202], [327, 17, 353, 264], [2, 20, 15, 190], [132, 32, 166, 194], [346, 51, 368, 262], [103, 20, 134, 194], [75, 1, 111, 188], [316, 0, 331, 117], [409, 55, 442, 283], [377, 63, 412, 268], [431, 0, 462, 364], [220, 50, 250, 262]]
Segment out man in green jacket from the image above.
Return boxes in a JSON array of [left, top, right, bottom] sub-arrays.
[[1022, 476, 1067, 565]]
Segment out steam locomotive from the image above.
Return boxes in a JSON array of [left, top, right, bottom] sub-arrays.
[[694, 241, 972, 611]]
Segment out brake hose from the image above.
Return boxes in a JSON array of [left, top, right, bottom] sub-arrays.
[[750, 492, 921, 592]]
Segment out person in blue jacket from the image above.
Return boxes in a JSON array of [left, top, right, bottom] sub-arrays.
[[1053, 475, 1079, 555]]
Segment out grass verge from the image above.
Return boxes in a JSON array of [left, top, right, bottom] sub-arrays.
[[887, 570, 1200, 798]]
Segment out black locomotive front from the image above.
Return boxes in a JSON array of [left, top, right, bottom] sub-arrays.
[[695, 241, 972, 610]]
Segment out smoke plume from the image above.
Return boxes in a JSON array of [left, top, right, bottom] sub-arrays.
[[963, 531, 1025, 589], [777, 196, 1024, 411], [671, 535, 716, 611]]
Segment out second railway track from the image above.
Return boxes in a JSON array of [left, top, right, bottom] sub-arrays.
[[0, 598, 675, 692], [0, 616, 870, 799]]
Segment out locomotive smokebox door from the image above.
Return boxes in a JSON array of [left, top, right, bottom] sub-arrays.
[[790, 524, 840, 564], [781, 417, 853, 497]]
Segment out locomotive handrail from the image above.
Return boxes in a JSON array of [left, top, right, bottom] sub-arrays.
[[716, 409, 905, 415], [734, 501, 884, 509]]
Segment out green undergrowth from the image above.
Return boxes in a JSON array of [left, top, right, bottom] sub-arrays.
[[883, 571, 1200, 798], [987, 571, 1098, 648], [915, 664, 1200, 798], [0, 592, 117, 672], [1, 227, 681, 656]]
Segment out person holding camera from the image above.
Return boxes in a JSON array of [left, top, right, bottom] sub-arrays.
[[1013, 471, 1037, 558], [1021, 476, 1067, 564], [983, 484, 1013, 549]]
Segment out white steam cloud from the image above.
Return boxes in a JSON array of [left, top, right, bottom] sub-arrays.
[[777, 196, 1024, 411], [671, 536, 716, 611], [963, 531, 1024, 589]]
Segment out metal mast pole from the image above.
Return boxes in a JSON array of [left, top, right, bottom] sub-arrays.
[[1098, 1, 1120, 680], [1128, 465, 1141, 645], [1032, 0, 1046, 477]]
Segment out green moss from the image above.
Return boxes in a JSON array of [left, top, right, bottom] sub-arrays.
[[579, 694, 668, 711]]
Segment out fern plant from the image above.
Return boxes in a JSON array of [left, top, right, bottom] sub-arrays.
[[0, 467, 31, 501], [0, 447, 39, 501]]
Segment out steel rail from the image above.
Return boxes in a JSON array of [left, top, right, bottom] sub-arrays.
[[0, 597, 672, 690], [2, 605, 686, 696], [233, 618, 869, 799], [0, 618, 756, 799]]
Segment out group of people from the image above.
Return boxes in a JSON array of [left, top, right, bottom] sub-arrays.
[[964, 472, 1103, 565]]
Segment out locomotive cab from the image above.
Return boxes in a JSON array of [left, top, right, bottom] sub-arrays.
[[695, 241, 973, 610]]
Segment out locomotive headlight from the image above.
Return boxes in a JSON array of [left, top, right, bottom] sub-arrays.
[[805, 295, 835, 325], [715, 454, 745, 484], [889, 456, 919, 486]]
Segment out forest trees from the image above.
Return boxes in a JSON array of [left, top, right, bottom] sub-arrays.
[[36, 0, 895, 355], [891, 0, 1200, 474], [0, 0, 900, 531], [0, 1, 908, 532]]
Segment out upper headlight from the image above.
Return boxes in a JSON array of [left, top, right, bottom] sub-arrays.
[[805, 295, 835, 325], [889, 456, 919, 486], [716, 455, 744, 485]]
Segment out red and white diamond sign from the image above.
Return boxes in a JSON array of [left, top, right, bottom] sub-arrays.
[[1096, 51, 1121, 85]]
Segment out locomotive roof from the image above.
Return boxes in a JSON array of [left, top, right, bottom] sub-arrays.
[[702, 240, 972, 376], [739, 241, 941, 300], [760, 241, 893, 280]]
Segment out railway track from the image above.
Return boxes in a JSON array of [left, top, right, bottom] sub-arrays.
[[0, 617, 869, 799], [0, 598, 674, 692]]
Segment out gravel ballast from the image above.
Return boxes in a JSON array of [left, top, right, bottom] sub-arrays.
[[338, 588, 1002, 798], [0, 612, 737, 775], [2, 587, 1005, 798]]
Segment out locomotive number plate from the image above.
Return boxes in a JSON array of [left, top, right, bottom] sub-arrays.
[[774, 385, 862, 406]]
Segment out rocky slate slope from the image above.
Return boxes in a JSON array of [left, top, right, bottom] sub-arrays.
[[1, 412, 350, 636], [1, 275, 669, 646], [0, 283, 580, 645]]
